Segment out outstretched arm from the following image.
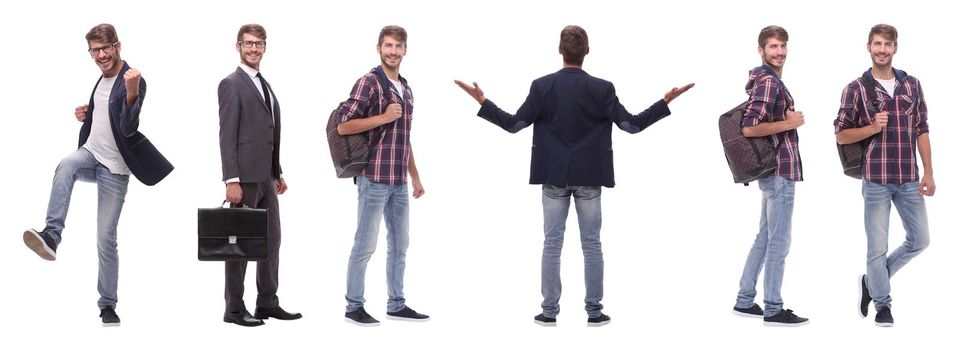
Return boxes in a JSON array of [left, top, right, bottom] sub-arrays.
[[455, 80, 536, 133]]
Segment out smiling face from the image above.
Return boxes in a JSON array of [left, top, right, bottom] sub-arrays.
[[759, 37, 787, 71], [377, 35, 406, 71], [89, 39, 121, 77], [237, 33, 266, 70], [868, 34, 897, 68]]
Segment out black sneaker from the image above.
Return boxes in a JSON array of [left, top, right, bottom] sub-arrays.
[[732, 304, 764, 318], [763, 309, 809, 327], [386, 306, 430, 322], [344, 307, 379, 327], [534, 313, 556, 327], [859, 274, 872, 318], [587, 313, 611, 327], [23, 229, 57, 261], [99, 307, 121, 327], [875, 306, 894, 327]]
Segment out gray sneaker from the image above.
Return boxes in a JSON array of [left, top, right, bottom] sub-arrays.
[[23, 229, 57, 261], [875, 306, 894, 327], [345, 307, 380, 327]]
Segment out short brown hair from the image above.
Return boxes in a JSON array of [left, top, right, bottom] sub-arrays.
[[560, 25, 588, 65], [85, 23, 118, 44], [869, 24, 897, 46], [758, 25, 788, 48], [237, 24, 267, 42], [378, 25, 407, 46]]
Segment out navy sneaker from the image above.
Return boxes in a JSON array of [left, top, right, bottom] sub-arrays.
[[859, 274, 872, 318], [733, 304, 764, 318], [763, 309, 809, 327], [587, 313, 611, 327], [534, 313, 556, 326], [99, 307, 121, 327], [875, 306, 894, 327], [23, 229, 57, 261], [345, 307, 379, 327], [386, 306, 430, 322]]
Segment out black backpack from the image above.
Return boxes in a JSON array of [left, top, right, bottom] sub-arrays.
[[326, 70, 394, 178], [719, 100, 779, 185], [836, 71, 881, 179]]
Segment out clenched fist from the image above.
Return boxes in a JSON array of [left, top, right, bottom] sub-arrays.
[[124, 68, 140, 92], [871, 111, 888, 133], [75, 104, 88, 122], [381, 103, 402, 123]]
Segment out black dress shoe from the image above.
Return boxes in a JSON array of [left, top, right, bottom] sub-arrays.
[[224, 309, 265, 327], [254, 306, 302, 320]]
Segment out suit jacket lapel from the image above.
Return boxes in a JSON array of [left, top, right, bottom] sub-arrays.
[[235, 66, 271, 113]]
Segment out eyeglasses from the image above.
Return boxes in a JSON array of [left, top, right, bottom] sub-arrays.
[[88, 42, 118, 56], [238, 40, 266, 49]]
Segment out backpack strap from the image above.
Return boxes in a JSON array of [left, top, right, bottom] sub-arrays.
[[860, 70, 882, 118], [367, 67, 399, 151]]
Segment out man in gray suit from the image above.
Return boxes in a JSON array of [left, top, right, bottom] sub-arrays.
[[218, 23, 300, 327]]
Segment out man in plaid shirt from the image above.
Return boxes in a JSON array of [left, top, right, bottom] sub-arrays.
[[731, 25, 809, 327], [835, 24, 935, 328], [335, 25, 428, 326]]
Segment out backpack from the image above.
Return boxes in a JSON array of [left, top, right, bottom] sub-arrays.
[[836, 71, 881, 179], [326, 70, 394, 178], [718, 100, 779, 185]]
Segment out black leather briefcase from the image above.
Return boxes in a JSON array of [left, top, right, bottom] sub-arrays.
[[197, 203, 268, 261]]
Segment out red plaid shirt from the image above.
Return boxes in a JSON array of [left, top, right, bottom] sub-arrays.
[[741, 65, 803, 181], [337, 66, 413, 185], [834, 69, 928, 184]]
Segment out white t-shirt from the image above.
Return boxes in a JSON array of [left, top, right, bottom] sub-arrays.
[[390, 78, 404, 100], [82, 76, 131, 175], [876, 78, 896, 96]]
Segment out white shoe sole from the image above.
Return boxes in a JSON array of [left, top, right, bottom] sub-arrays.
[[732, 309, 764, 319], [875, 321, 894, 327], [534, 320, 557, 327], [859, 275, 870, 318], [386, 315, 430, 322], [763, 320, 810, 327], [102, 322, 121, 327], [344, 317, 380, 327], [587, 320, 610, 327], [23, 229, 56, 261]]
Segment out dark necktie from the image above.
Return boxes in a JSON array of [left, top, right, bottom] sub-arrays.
[[256, 72, 273, 116]]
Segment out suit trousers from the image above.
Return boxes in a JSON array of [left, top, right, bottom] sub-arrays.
[[225, 180, 282, 312]]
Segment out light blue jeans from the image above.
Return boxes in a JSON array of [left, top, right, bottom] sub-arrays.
[[863, 180, 929, 311], [345, 176, 410, 313], [541, 185, 604, 318], [735, 176, 794, 317], [43, 148, 129, 309]]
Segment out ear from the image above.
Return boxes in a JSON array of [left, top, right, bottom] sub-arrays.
[[757, 46, 763, 56], [114, 41, 122, 53], [584, 46, 590, 56]]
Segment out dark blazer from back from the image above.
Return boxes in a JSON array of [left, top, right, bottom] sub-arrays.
[[78, 61, 173, 186], [218, 67, 282, 183], [477, 67, 671, 187]]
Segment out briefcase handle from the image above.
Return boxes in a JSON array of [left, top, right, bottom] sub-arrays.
[[219, 200, 251, 209]]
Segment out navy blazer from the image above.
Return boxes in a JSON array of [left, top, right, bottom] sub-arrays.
[[78, 61, 173, 186], [477, 67, 670, 187]]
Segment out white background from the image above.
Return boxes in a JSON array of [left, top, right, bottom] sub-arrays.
[[1, 0, 954, 348]]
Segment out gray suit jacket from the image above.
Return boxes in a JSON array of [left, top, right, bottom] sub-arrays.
[[218, 67, 282, 183]]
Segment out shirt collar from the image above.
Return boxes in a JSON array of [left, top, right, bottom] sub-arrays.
[[238, 63, 259, 79]]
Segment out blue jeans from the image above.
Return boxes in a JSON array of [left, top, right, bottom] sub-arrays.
[[345, 176, 410, 313], [43, 148, 129, 308], [736, 176, 794, 317], [541, 185, 604, 318], [863, 180, 929, 310]]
